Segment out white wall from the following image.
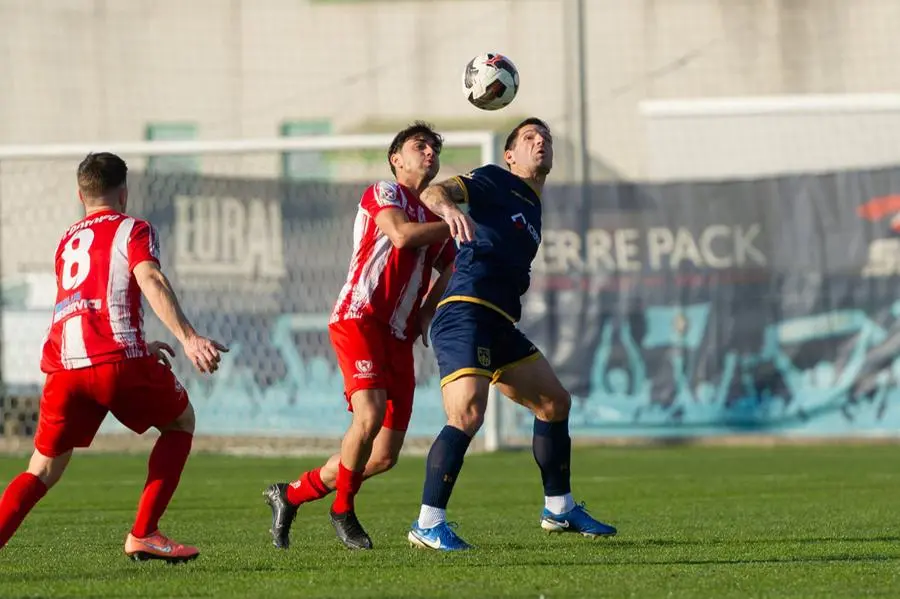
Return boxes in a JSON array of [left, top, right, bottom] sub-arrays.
[[4, 0, 899, 279], [2, 0, 899, 179], [643, 94, 900, 180]]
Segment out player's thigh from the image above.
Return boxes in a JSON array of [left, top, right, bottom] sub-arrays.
[[382, 338, 416, 432], [430, 302, 495, 433], [494, 348, 571, 421], [34, 369, 108, 457], [329, 319, 391, 402], [430, 302, 497, 385], [108, 357, 190, 434]]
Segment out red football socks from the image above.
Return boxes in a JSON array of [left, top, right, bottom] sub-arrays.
[[331, 464, 364, 514], [286, 467, 331, 506], [0, 473, 48, 549], [131, 430, 193, 538]]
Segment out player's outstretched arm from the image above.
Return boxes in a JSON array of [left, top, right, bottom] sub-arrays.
[[420, 180, 476, 242], [133, 261, 228, 373], [375, 207, 450, 249]]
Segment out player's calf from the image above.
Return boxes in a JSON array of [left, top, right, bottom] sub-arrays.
[[328, 391, 385, 549], [364, 452, 398, 477]]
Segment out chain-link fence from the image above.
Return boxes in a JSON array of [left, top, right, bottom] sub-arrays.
[[0, 135, 495, 445]]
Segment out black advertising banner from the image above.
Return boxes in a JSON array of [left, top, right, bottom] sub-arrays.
[[114, 167, 900, 438]]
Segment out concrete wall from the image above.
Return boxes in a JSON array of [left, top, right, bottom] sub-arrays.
[[2, 0, 899, 277], [2, 0, 899, 179]]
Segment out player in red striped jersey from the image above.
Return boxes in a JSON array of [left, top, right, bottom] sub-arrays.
[[0, 153, 227, 562], [264, 122, 471, 550]]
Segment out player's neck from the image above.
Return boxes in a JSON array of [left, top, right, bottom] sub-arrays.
[[84, 204, 120, 216], [84, 202, 122, 218], [515, 172, 545, 197], [396, 176, 428, 196], [510, 166, 546, 197], [523, 175, 545, 197], [84, 204, 121, 217]]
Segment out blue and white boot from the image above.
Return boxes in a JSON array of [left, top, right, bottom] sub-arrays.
[[540, 502, 617, 538], [408, 521, 473, 551]]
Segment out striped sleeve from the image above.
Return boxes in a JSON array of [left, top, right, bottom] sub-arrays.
[[360, 181, 406, 217], [127, 220, 161, 271]]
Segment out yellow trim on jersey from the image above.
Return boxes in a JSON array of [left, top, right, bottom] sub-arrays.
[[448, 176, 470, 204], [441, 367, 493, 387], [437, 296, 517, 323], [491, 351, 543, 383], [511, 190, 535, 206]]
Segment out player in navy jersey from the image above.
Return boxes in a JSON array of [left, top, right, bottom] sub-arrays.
[[406, 118, 617, 551]]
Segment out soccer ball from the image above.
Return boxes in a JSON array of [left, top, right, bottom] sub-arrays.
[[461, 53, 519, 111]]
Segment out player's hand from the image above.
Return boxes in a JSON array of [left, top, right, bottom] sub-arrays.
[[182, 335, 229, 374], [416, 310, 435, 348], [445, 210, 476, 243], [147, 341, 175, 369]]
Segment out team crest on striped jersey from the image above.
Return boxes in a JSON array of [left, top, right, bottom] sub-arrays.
[[374, 181, 403, 207]]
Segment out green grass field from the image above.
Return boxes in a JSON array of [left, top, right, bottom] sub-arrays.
[[1, 445, 899, 598]]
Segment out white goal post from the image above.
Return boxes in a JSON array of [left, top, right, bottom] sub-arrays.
[[0, 131, 508, 451], [0, 132, 497, 162]]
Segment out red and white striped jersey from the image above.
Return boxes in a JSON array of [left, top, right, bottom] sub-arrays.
[[330, 181, 456, 341], [40, 210, 160, 373]]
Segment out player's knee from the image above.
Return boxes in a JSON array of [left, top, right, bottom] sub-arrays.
[[447, 402, 485, 436], [443, 378, 489, 435], [27, 449, 71, 489], [351, 405, 386, 439], [352, 411, 384, 439], [540, 389, 572, 422], [349, 390, 387, 438]]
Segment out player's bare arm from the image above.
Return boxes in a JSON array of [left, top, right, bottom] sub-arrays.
[[375, 207, 450, 249], [416, 265, 453, 347], [133, 261, 228, 374], [420, 180, 476, 242]]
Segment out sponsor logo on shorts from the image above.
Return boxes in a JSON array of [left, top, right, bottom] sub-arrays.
[[477, 347, 491, 368], [354, 359, 376, 379]]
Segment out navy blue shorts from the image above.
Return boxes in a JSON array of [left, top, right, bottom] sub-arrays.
[[430, 300, 541, 386]]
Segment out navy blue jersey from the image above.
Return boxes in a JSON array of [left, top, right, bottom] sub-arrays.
[[439, 164, 542, 322]]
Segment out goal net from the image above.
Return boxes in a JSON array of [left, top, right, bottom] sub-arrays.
[[0, 132, 505, 452]]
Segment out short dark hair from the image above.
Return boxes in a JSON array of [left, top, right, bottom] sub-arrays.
[[77, 152, 128, 197], [503, 117, 552, 158], [387, 121, 443, 176]]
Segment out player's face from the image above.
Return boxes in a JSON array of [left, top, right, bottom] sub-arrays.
[[395, 135, 440, 182], [509, 125, 553, 175]]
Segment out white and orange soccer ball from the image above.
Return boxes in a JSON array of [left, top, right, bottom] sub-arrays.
[[461, 53, 519, 111]]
